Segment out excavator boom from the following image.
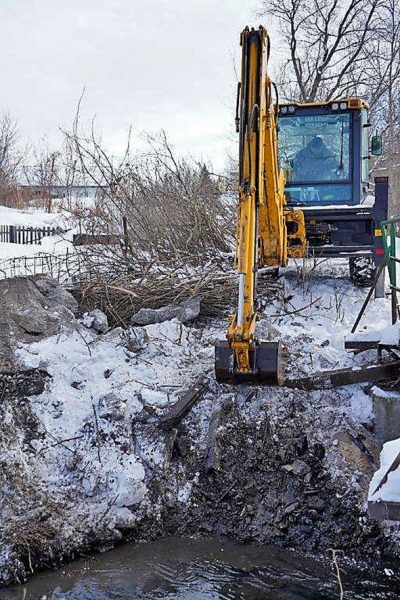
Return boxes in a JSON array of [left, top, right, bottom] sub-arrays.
[[215, 26, 305, 384]]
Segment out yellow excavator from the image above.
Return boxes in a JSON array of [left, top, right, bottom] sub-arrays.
[[215, 26, 306, 384], [214, 25, 386, 384]]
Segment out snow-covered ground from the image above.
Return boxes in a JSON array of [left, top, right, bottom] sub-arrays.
[[15, 318, 214, 510], [0, 205, 58, 228], [1, 202, 400, 584], [1, 202, 399, 499]]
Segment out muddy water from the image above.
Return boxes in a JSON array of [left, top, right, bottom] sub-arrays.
[[2, 537, 399, 599]]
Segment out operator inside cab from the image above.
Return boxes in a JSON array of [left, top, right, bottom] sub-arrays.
[[292, 136, 340, 182]]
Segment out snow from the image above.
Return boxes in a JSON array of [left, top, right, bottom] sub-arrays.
[[369, 439, 400, 502], [1, 201, 400, 580], [0, 205, 58, 228], [0, 205, 74, 268], [300, 195, 375, 210], [371, 385, 400, 400], [0, 239, 68, 262], [13, 317, 212, 504], [346, 323, 400, 345]]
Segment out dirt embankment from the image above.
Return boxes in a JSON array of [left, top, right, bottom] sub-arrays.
[[146, 387, 392, 557], [0, 360, 398, 587]]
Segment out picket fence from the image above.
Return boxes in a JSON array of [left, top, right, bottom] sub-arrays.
[[0, 224, 64, 245]]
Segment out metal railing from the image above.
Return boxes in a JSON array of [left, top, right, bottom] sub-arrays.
[[381, 216, 400, 324]]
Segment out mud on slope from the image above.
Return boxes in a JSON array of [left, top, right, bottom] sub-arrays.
[[136, 382, 396, 559], [1, 370, 397, 587], [0, 374, 397, 583]]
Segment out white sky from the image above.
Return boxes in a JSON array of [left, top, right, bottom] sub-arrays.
[[0, 0, 266, 171]]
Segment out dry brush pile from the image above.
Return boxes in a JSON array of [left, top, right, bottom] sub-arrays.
[[74, 254, 241, 326], [62, 127, 263, 326]]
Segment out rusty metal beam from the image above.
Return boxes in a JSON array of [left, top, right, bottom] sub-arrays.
[[330, 361, 400, 386], [350, 259, 387, 333], [368, 500, 400, 521], [285, 360, 400, 390]]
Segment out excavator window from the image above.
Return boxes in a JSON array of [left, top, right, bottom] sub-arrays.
[[278, 110, 354, 206]]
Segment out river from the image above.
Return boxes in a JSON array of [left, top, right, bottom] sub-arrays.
[[2, 537, 399, 599]]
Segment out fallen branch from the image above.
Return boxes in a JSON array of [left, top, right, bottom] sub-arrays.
[[92, 404, 102, 463], [73, 257, 283, 327], [97, 495, 119, 523], [272, 295, 322, 317], [330, 549, 344, 599], [217, 478, 239, 504], [35, 416, 78, 455]]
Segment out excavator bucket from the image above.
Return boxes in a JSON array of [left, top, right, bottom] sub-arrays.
[[215, 341, 284, 385]]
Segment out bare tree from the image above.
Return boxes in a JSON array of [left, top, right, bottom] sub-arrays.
[[56, 136, 80, 209], [259, 0, 400, 212], [366, 0, 400, 116], [62, 110, 234, 269], [0, 114, 22, 179], [366, 0, 400, 213], [259, 0, 380, 102], [57, 114, 237, 325], [0, 113, 25, 207], [31, 145, 61, 213]]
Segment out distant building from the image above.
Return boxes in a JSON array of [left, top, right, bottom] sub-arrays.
[[18, 184, 104, 200]]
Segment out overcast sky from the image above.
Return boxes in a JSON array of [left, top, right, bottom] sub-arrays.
[[0, 0, 266, 171]]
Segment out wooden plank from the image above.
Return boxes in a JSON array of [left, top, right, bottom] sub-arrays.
[[159, 374, 210, 431], [344, 340, 380, 351]]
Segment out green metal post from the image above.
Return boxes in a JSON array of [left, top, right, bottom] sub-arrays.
[[381, 217, 400, 324]]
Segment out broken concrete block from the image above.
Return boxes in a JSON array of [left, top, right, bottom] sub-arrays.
[[131, 297, 201, 326]]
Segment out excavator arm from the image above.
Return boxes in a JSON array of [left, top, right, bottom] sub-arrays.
[[215, 26, 306, 384]]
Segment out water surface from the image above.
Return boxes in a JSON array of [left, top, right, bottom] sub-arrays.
[[2, 537, 399, 599]]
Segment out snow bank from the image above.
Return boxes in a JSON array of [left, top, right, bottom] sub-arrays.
[[368, 439, 400, 502]]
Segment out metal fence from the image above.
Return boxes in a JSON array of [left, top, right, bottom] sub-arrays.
[[0, 246, 125, 284], [0, 225, 64, 245], [381, 216, 400, 324], [0, 250, 91, 284]]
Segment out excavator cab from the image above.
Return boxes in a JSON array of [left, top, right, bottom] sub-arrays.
[[214, 26, 305, 385], [279, 99, 384, 283], [279, 99, 369, 209]]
